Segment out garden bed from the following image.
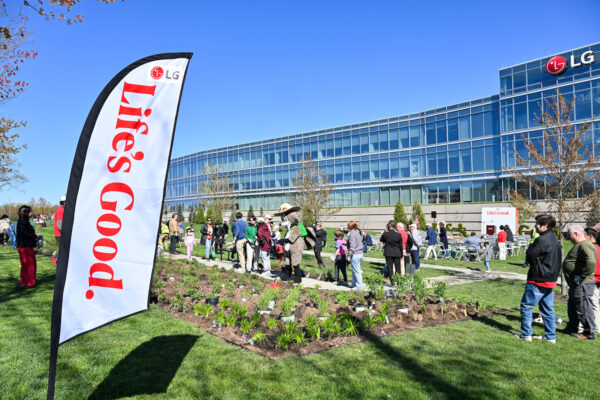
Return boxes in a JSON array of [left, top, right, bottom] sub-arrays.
[[151, 258, 509, 359]]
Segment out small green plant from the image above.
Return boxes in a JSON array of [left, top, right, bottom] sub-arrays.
[[433, 281, 447, 299], [419, 304, 428, 314], [215, 310, 226, 324], [280, 298, 295, 315], [194, 304, 212, 317], [220, 298, 231, 309], [225, 313, 238, 327], [317, 299, 330, 316], [412, 275, 429, 303], [307, 323, 320, 341], [361, 314, 376, 329], [252, 330, 268, 343], [192, 291, 203, 300], [157, 294, 167, 302], [293, 330, 308, 346], [154, 282, 166, 288], [239, 318, 251, 334], [183, 276, 197, 287], [335, 291, 352, 306], [184, 288, 196, 296], [340, 314, 359, 336], [322, 315, 341, 339], [305, 315, 318, 328], [257, 294, 271, 310], [277, 332, 293, 350], [283, 321, 298, 335], [267, 318, 278, 331], [250, 312, 261, 328]]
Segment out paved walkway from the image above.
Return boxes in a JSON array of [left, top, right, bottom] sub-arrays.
[[162, 249, 533, 292]]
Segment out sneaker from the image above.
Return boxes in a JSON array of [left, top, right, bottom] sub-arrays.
[[534, 316, 543, 323], [555, 317, 563, 325], [569, 333, 588, 340], [514, 333, 532, 342], [533, 335, 556, 344]]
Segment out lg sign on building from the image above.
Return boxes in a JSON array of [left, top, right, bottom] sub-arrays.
[[546, 50, 595, 75]]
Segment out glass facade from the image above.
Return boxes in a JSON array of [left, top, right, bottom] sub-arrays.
[[166, 43, 600, 211]]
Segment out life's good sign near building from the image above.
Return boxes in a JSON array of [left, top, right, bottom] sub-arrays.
[[546, 51, 595, 76], [481, 207, 518, 235]]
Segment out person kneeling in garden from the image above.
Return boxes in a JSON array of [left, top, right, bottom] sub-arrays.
[[515, 214, 561, 343]]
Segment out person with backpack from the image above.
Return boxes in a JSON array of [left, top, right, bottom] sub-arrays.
[[16, 205, 39, 288], [313, 223, 327, 273]]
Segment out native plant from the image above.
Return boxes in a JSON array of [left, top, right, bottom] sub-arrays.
[[267, 318, 278, 331], [277, 333, 293, 350], [322, 315, 341, 339], [252, 330, 268, 343], [433, 281, 447, 299]]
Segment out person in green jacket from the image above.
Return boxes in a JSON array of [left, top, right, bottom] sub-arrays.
[[562, 225, 597, 340], [244, 217, 258, 273]]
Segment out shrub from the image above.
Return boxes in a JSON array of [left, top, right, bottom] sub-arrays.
[[267, 318, 278, 331], [277, 333, 293, 350], [252, 330, 267, 343], [322, 315, 341, 339], [433, 281, 447, 299]]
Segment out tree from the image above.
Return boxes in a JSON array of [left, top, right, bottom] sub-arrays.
[[510, 195, 536, 234], [194, 207, 206, 225], [393, 200, 409, 226], [586, 196, 600, 229], [412, 200, 426, 231], [247, 205, 255, 221], [176, 204, 183, 223], [259, 206, 264, 217], [286, 156, 341, 226], [228, 203, 237, 225], [206, 207, 214, 223], [506, 94, 600, 294], [196, 163, 237, 226], [188, 204, 196, 224]]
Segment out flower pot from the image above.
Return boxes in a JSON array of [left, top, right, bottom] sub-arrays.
[[280, 315, 295, 323], [206, 297, 219, 305]]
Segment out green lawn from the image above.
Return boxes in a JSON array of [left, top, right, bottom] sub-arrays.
[[1, 237, 600, 399]]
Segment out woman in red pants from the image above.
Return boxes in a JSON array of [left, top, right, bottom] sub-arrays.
[[16, 205, 38, 288]]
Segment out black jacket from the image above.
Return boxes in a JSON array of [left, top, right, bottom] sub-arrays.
[[525, 230, 562, 282], [380, 230, 411, 258], [505, 227, 514, 242], [16, 219, 37, 248], [314, 228, 327, 252]]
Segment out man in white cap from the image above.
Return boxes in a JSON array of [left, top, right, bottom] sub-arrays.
[[275, 203, 304, 283], [257, 215, 273, 276]]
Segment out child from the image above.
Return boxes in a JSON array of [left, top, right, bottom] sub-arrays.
[[334, 231, 348, 285], [184, 227, 196, 262], [479, 241, 493, 271]]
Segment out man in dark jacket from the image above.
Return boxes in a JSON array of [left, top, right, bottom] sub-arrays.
[[516, 214, 562, 343], [562, 224, 597, 340], [504, 225, 514, 242]]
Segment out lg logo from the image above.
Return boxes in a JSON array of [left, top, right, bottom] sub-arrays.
[[545, 50, 595, 76], [148, 65, 182, 83]]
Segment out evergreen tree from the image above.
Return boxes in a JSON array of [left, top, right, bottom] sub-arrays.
[[259, 206, 264, 217], [176, 204, 184, 223], [586, 196, 600, 229], [412, 200, 426, 230], [393, 200, 409, 226], [247, 205, 256, 221], [194, 207, 206, 225], [188, 205, 196, 224], [206, 207, 215, 223]]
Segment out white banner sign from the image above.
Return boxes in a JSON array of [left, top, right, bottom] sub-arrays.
[[481, 207, 518, 234]]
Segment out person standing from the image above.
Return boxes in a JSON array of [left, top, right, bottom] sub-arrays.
[[497, 225, 507, 260], [584, 228, 600, 336], [409, 224, 423, 271], [396, 222, 413, 276], [380, 221, 403, 281], [504, 225, 514, 242], [0, 214, 10, 245], [16, 205, 39, 288], [424, 223, 438, 260], [257, 215, 273, 276], [168, 213, 180, 255], [347, 220, 364, 290], [334, 231, 348, 285], [439, 222, 450, 258], [515, 214, 561, 343], [562, 225, 596, 340], [53, 196, 65, 247], [184, 227, 196, 262], [362, 230, 373, 253], [232, 212, 247, 267], [479, 242, 493, 272], [200, 219, 214, 259], [244, 217, 258, 272], [313, 223, 327, 272]]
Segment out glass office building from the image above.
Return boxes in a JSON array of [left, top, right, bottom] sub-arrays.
[[166, 43, 600, 211]]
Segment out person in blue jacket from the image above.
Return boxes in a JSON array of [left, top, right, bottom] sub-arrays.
[[424, 223, 438, 260]]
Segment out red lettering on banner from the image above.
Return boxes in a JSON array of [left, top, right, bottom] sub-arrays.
[[100, 182, 134, 211], [87, 80, 156, 300]]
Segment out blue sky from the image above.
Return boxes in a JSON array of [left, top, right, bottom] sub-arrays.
[[1, 0, 599, 204]]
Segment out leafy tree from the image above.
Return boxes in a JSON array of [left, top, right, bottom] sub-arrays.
[[194, 207, 206, 225], [505, 94, 600, 294], [247, 205, 256, 221], [206, 207, 215, 223], [176, 204, 184, 223], [286, 155, 341, 225], [196, 163, 237, 225], [393, 200, 409, 226], [188, 205, 195, 224], [586, 196, 600, 229], [412, 200, 426, 230], [228, 204, 237, 225]]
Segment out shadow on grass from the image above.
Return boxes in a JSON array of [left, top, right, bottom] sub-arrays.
[[0, 270, 56, 304], [476, 315, 516, 333], [89, 334, 199, 400]]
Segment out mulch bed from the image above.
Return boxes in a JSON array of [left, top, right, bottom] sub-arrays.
[[152, 258, 510, 360]]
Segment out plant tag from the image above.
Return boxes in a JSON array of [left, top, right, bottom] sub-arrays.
[[212, 319, 216, 328], [385, 315, 390, 324]]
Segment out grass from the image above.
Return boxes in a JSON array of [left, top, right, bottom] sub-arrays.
[[3, 229, 599, 399]]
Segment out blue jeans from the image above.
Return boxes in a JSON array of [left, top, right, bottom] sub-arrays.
[[483, 259, 490, 271], [350, 253, 363, 290], [520, 282, 556, 339], [411, 249, 420, 270], [205, 239, 212, 259]]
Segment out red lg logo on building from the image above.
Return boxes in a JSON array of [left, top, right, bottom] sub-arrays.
[[546, 56, 567, 75], [150, 66, 164, 80]]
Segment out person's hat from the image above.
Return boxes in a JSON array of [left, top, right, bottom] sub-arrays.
[[426, 223, 432, 226], [264, 214, 273, 220], [409, 224, 417, 228], [258, 217, 265, 223], [207, 218, 211, 222], [60, 195, 66, 202], [274, 203, 301, 216]]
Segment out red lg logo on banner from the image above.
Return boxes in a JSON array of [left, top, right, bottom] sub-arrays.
[[546, 56, 567, 76], [150, 66, 164, 80]]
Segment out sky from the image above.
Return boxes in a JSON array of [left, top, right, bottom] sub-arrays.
[[1, 0, 599, 204]]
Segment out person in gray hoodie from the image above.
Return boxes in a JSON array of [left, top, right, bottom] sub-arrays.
[[347, 220, 364, 290]]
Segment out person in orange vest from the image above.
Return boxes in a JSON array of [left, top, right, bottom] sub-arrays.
[[52, 196, 66, 264]]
